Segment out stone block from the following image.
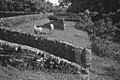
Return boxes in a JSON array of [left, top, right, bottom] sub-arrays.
[[51, 18, 65, 30]]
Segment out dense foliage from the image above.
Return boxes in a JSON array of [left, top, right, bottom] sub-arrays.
[[91, 37, 120, 63], [60, 0, 120, 24], [65, 0, 120, 63], [0, 0, 55, 13], [75, 17, 117, 39], [74, 11, 120, 63], [62, 0, 120, 13]]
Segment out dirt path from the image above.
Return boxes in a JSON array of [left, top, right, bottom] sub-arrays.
[[12, 19, 91, 48]]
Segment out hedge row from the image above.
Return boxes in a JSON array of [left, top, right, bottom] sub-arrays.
[[0, 13, 51, 27], [0, 39, 86, 74]]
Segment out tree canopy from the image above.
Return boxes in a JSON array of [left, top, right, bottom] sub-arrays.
[[63, 0, 120, 13], [0, 0, 55, 12]]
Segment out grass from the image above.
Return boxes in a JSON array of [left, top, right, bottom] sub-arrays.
[[13, 20, 91, 48], [0, 62, 84, 80], [89, 55, 120, 80]]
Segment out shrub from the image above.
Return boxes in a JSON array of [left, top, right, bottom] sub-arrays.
[[91, 38, 120, 56], [75, 12, 120, 62], [75, 16, 116, 40], [74, 13, 93, 31]]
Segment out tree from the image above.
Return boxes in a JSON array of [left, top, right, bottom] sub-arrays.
[[66, 0, 120, 13], [58, 0, 72, 8]]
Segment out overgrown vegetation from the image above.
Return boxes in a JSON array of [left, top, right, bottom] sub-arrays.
[[73, 8, 120, 64], [60, 0, 120, 25], [58, 0, 120, 64], [60, 0, 120, 13]]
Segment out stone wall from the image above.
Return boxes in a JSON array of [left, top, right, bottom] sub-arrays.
[[0, 39, 87, 74], [0, 11, 41, 18], [0, 13, 50, 27], [0, 27, 92, 68], [0, 27, 76, 63]]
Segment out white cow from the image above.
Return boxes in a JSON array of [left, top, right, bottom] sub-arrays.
[[33, 25, 43, 35]]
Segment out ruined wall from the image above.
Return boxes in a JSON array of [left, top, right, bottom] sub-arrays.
[[0, 39, 87, 74]]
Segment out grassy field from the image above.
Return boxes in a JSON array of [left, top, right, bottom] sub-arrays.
[[13, 19, 91, 48]]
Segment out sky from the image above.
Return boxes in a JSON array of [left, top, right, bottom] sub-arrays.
[[46, 0, 59, 5]]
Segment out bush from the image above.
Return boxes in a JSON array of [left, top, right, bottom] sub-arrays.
[[75, 12, 120, 62], [75, 16, 116, 40], [91, 38, 120, 56]]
